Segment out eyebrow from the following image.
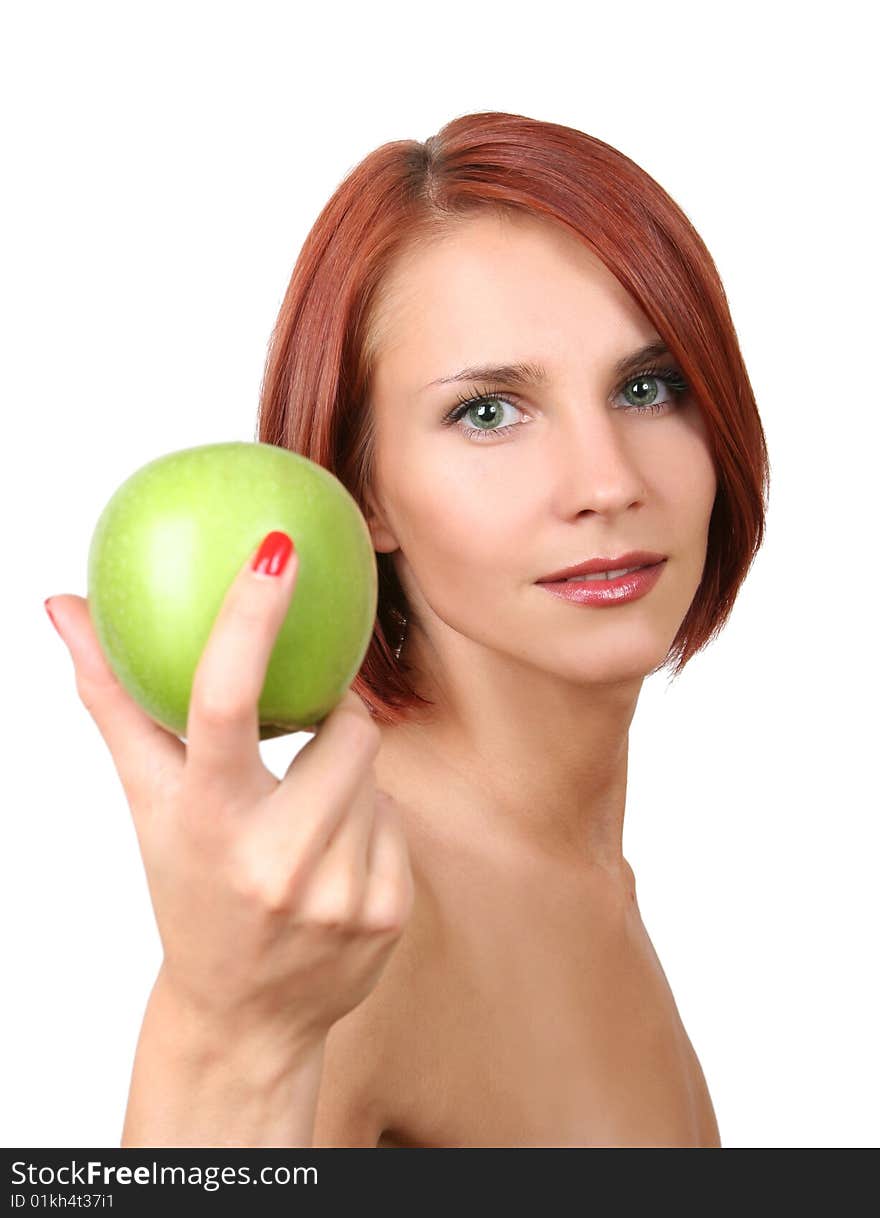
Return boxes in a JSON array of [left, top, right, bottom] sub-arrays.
[[423, 340, 674, 391]]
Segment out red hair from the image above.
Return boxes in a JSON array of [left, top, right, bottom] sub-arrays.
[[256, 111, 771, 726]]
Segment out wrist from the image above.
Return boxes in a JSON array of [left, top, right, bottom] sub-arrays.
[[122, 970, 327, 1148], [149, 966, 325, 1085]]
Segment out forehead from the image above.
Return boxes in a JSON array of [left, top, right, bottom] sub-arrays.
[[368, 211, 651, 388]]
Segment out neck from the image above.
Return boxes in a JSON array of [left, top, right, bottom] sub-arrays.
[[375, 625, 642, 873]]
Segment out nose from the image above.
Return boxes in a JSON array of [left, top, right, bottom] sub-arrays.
[[549, 402, 648, 516]]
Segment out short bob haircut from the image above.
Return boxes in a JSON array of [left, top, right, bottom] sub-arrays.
[[256, 110, 771, 727]]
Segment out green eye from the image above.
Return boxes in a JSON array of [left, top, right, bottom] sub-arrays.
[[441, 366, 690, 443]]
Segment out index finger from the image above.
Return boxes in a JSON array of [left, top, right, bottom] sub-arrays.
[[185, 531, 299, 792]]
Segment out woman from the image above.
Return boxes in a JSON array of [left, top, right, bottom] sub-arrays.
[[47, 111, 769, 1147]]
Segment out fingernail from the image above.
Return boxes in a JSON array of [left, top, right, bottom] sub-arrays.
[[44, 597, 62, 637], [251, 531, 295, 578]]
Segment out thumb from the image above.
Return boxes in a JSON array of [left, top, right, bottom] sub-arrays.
[[45, 594, 186, 806]]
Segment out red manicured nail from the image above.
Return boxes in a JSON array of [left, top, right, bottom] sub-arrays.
[[44, 598, 61, 636], [251, 531, 295, 577]]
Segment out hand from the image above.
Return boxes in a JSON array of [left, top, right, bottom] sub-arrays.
[[45, 531, 414, 1057]]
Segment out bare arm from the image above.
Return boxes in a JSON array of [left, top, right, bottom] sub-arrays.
[[121, 968, 327, 1148], [49, 534, 412, 1150]]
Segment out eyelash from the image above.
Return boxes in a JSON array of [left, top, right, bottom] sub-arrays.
[[440, 365, 691, 443]]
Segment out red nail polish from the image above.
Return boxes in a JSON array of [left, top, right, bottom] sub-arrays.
[[44, 598, 61, 635], [251, 531, 295, 577]]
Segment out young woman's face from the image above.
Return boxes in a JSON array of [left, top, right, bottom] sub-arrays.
[[365, 210, 718, 690]]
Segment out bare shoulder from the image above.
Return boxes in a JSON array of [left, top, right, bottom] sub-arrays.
[[310, 830, 446, 1148]]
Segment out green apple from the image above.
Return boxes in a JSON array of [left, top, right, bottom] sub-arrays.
[[87, 441, 378, 740]]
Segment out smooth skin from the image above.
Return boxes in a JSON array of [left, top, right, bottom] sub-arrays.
[[49, 206, 722, 1148], [46, 538, 413, 1147], [316, 207, 722, 1146]]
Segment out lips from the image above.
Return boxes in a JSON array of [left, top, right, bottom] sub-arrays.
[[537, 560, 666, 606], [536, 551, 667, 583]]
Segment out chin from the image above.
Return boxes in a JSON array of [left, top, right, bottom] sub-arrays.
[[554, 635, 670, 685]]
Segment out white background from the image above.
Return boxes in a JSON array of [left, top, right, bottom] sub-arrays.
[[3, 0, 877, 1149]]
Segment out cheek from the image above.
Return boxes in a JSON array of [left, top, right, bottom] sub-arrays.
[[392, 452, 524, 597], [660, 417, 718, 525], [656, 431, 717, 609], [685, 407, 718, 502], [690, 447, 718, 537]]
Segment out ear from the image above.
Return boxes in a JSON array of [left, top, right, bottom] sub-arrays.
[[363, 486, 400, 555]]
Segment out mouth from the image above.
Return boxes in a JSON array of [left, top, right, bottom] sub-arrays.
[[535, 551, 667, 584], [536, 559, 667, 606], [546, 562, 660, 584]]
